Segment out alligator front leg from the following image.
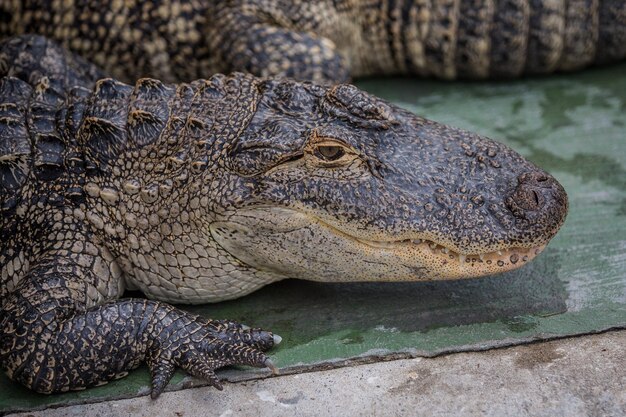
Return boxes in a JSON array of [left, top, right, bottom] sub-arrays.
[[0, 242, 277, 398]]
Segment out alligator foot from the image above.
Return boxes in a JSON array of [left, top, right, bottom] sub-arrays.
[[144, 308, 280, 399], [2, 289, 280, 397]]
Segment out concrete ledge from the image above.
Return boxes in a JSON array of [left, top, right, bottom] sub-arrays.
[[10, 330, 625, 417]]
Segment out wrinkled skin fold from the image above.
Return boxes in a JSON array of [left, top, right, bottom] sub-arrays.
[[0, 35, 567, 397]]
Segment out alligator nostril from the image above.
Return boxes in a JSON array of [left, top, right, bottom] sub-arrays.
[[532, 190, 540, 207], [507, 172, 568, 223], [507, 183, 544, 215]]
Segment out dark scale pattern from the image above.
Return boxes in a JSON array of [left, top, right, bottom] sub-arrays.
[[0, 35, 568, 396], [1, 0, 624, 83], [559, 0, 599, 71]]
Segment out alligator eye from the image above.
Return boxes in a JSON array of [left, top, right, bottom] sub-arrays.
[[315, 145, 345, 161]]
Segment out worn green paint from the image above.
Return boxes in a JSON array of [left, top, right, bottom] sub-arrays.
[[2, 64, 625, 414]]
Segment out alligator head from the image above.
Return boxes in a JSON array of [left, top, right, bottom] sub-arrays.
[[210, 78, 568, 283]]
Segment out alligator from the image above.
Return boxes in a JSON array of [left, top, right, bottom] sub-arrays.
[[1, 0, 625, 83], [0, 34, 568, 397]]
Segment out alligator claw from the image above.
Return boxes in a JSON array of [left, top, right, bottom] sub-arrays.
[[149, 361, 176, 399], [206, 319, 277, 351], [264, 358, 280, 375]]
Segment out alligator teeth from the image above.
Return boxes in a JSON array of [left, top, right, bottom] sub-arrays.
[[356, 236, 544, 264]]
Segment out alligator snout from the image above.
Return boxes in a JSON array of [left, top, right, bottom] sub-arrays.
[[506, 171, 568, 226]]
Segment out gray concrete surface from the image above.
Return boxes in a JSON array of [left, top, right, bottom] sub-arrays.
[[9, 330, 625, 417]]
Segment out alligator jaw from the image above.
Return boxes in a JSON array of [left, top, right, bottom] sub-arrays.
[[353, 236, 546, 278], [211, 207, 550, 283]]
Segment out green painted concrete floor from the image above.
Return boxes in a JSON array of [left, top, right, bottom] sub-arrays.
[[2, 64, 625, 415]]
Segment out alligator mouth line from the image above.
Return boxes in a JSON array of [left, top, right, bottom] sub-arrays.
[[298, 209, 547, 272], [353, 236, 546, 268]]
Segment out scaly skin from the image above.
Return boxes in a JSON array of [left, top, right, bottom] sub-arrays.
[[1, 35, 567, 396], [1, 0, 625, 83]]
